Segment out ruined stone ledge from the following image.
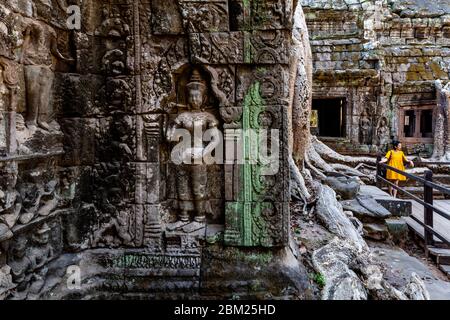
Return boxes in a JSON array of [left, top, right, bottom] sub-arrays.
[[310, 32, 362, 41], [392, 82, 437, 94], [390, 0, 450, 18], [0, 150, 64, 163], [10, 209, 65, 236], [314, 69, 380, 83], [303, 1, 365, 13]]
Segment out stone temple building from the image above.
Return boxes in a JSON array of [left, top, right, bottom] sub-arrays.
[[0, 0, 448, 301], [303, 0, 450, 156]]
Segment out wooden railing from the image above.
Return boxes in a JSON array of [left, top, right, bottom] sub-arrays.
[[416, 159, 450, 166], [376, 155, 450, 248]]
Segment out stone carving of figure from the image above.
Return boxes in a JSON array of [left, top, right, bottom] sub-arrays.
[[18, 173, 58, 225], [37, 179, 58, 216], [110, 115, 134, 160], [166, 69, 220, 227], [18, 180, 42, 224], [91, 209, 133, 248], [8, 237, 33, 298], [359, 109, 372, 145], [28, 223, 54, 268], [376, 117, 389, 150], [0, 258, 15, 299], [26, 223, 54, 297], [0, 163, 20, 241], [20, 16, 73, 131], [8, 223, 54, 299]]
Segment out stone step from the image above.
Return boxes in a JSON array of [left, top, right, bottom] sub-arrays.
[[439, 264, 450, 278], [377, 198, 412, 216], [389, 187, 449, 200], [428, 247, 450, 265], [385, 218, 409, 242], [363, 223, 389, 241], [360, 185, 412, 216]]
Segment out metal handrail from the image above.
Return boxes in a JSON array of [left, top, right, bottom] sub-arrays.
[[376, 155, 450, 247]]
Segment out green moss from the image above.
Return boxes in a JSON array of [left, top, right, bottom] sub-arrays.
[[249, 279, 263, 292], [408, 64, 426, 72], [256, 67, 267, 74], [244, 32, 253, 63], [235, 250, 273, 265], [206, 231, 224, 244], [208, 27, 220, 32], [312, 273, 326, 288], [219, 247, 274, 265], [225, 78, 279, 247], [429, 61, 449, 79]]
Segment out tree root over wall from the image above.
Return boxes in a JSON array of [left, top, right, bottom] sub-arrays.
[[290, 135, 376, 204]]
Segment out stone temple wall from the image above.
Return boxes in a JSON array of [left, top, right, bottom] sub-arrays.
[[302, 0, 450, 155], [0, 0, 305, 300], [0, 0, 72, 300]]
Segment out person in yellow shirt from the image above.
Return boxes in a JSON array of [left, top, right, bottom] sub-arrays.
[[381, 141, 414, 198]]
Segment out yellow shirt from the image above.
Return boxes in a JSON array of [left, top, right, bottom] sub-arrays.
[[385, 150, 408, 181]]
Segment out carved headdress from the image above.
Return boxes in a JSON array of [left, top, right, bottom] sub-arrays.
[[36, 223, 51, 235], [186, 69, 207, 93]]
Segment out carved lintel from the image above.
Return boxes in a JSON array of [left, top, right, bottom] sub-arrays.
[[178, 0, 229, 33], [229, 0, 291, 31]]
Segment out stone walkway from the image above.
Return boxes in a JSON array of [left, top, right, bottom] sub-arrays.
[[370, 243, 450, 300]]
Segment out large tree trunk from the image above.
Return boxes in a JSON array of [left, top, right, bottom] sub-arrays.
[[289, 2, 313, 167], [432, 80, 450, 160], [288, 3, 375, 199]]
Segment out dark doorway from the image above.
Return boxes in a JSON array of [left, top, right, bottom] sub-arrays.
[[420, 109, 433, 138], [311, 98, 346, 137], [404, 110, 416, 138]]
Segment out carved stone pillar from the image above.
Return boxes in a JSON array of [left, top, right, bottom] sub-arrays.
[[139, 114, 164, 249]]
